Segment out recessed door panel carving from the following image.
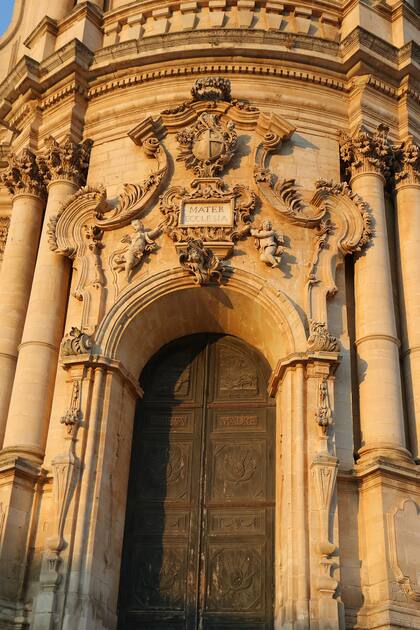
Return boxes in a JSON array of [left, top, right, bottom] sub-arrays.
[[118, 334, 274, 630], [206, 545, 264, 612]]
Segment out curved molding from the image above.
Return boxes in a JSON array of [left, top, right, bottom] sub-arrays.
[[0, 0, 24, 51], [94, 266, 307, 373]]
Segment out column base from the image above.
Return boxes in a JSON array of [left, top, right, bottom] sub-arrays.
[[357, 442, 413, 464], [0, 444, 45, 466]]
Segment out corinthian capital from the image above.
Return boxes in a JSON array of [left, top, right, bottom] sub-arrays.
[[339, 124, 392, 179], [393, 137, 420, 186], [40, 136, 93, 187], [1, 149, 47, 199]]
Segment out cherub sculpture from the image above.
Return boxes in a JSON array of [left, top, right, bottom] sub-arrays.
[[114, 219, 162, 282], [179, 238, 224, 285], [250, 219, 284, 268]]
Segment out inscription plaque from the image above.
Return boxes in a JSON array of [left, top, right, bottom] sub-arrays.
[[180, 201, 233, 227]]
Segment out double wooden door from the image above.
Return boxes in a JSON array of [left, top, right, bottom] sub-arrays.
[[118, 334, 275, 629]]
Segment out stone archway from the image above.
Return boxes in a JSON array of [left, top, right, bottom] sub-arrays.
[[46, 271, 310, 630]]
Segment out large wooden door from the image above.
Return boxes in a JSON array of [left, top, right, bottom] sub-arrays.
[[118, 334, 275, 630]]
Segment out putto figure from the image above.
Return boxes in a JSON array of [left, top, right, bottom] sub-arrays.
[[251, 219, 284, 268], [114, 219, 162, 282]]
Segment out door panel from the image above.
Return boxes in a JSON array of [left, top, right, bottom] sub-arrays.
[[118, 334, 274, 630]]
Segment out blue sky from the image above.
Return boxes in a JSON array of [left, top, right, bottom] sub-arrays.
[[0, 0, 15, 36]]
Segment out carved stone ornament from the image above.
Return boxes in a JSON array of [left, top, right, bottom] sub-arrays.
[[60, 327, 92, 357], [160, 177, 255, 252], [307, 320, 339, 353], [39, 135, 93, 187], [60, 380, 82, 435], [339, 124, 392, 178], [113, 219, 163, 282], [179, 238, 225, 285], [315, 376, 333, 435], [251, 219, 284, 268], [176, 112, 237, 177], [387, 499, 420, 601], [1, 148, 47, 199], [191, 76, 232, 102], [393, 137, 420, 186], [311, 453, 339, 594]]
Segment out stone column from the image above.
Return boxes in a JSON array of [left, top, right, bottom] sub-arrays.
[[394, 138, 420, 462], [340, 125, 409, 461], [2, 137, 92, 463], [0, 150, 46, 447]]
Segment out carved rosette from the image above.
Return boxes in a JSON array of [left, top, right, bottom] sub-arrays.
[[393, 137, 420, 186], [339, 124, 392, 179], [40, 135, 93, 187], [1, 148, 47, 199]]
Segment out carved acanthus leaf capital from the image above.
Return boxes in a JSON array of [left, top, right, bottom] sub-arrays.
[[339, 124, 392, 179], [40, 135, 93, 187], [393, 137, 420, 186], [1, 148, 47, 199]]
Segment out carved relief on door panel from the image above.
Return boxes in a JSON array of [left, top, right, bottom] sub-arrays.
[[206, 545, 264, 612], [130, 544, 188, 611], [136, 440, 193, 502], [215, 345, 259, 400], [208, 510, 266, 536], [212, 409, 266, 433], [210, 441, 266, 501]]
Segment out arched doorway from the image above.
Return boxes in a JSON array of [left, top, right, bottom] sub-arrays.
[[118, 333, 275, 629]]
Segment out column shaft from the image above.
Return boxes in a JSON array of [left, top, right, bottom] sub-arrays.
[[0, 194, 44, 446], [395, 182, 420, 461], [351, 172, 407, 459], [3, 180, 76, 460]]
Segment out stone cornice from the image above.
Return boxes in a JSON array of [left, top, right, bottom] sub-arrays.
[[39, 135, 93, 187], [1, 148, 46, 200], [339, 124, 392, 179]]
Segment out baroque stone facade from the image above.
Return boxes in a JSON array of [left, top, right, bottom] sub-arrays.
[[0, 1, 419, 629]]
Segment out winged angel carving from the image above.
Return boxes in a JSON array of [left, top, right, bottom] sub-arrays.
[[251, 219, 284, 268], [113, 219, 163, 282]]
